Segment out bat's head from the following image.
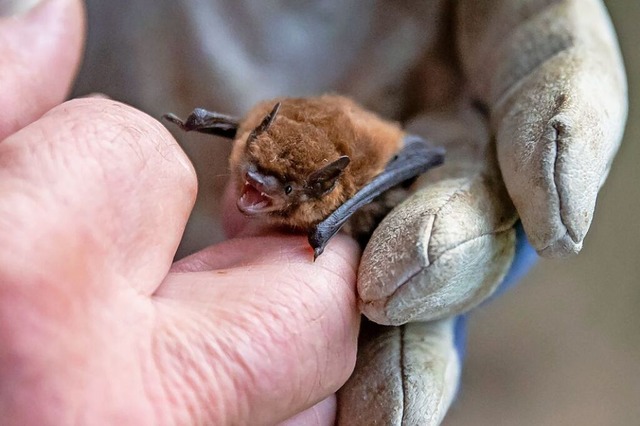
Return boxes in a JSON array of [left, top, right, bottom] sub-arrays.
[[230, 102, 352, 228]]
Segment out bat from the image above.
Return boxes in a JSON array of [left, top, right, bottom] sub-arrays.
[[163, 95, 444, 259]]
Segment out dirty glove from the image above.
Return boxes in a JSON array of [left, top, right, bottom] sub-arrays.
[[343, 0, 627, 424]]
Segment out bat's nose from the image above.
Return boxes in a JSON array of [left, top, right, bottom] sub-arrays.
[[245, 169, 280, 195], [237, 168, 286, 216]]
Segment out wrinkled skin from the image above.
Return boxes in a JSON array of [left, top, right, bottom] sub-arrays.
[[0, 4, 362, 425], [69, 0, 627, 424]]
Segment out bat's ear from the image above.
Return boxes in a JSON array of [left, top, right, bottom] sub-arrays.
[[306, 155, 350, 197], [254, 102, 281, 135], [247, 102, 282, 147]]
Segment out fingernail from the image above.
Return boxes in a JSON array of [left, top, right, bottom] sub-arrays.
[[0, 0, 43, 17], [78, 92, 112, 100]]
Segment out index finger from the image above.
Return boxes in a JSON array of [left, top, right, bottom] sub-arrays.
[[154, 234, 361, 425]]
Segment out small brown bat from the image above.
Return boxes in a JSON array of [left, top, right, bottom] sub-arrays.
[[164, 95, 444, 258]]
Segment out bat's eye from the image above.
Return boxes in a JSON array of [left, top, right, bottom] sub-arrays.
[[284, 185, 293, 195]]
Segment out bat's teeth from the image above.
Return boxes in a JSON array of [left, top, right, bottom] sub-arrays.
[[260, 192, 267, 197]]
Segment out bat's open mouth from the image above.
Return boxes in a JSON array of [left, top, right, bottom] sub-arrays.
[[237, 179, 284, 215]]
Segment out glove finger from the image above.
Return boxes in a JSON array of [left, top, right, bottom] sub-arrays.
[[337, 318, 460, 426], [495, 54, 626, 257], [337, 226, 538, 426], [359, 172, 517, 325], [457, 0, 627, 257], [337, 231, 537, 426]]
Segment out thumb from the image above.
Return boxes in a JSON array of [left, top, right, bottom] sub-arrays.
[[0, 0, 85, 140]]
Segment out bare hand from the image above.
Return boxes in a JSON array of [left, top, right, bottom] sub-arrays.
[[0, 2, 360, 424]]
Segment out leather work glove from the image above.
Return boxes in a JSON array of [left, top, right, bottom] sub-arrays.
[[341, 1, 627, 424], [72, 0, 627, 424]]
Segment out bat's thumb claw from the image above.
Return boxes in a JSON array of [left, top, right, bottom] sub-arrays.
[[308, 228, 326, 261], [313, 247, 324, 261]]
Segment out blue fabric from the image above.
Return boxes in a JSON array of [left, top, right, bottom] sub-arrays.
[[491, 223, 539, 297], [453, 222, 538, 360], [453, 315, 468, 361]]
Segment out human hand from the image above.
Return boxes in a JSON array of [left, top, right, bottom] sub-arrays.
[[0, 3, 361, 425]]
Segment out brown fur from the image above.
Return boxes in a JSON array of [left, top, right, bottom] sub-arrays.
[[230, 94, 405, 229]]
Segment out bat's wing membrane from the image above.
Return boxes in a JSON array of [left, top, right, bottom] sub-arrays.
[[163, 108, 239, 139], [308, 135, 445, 259]]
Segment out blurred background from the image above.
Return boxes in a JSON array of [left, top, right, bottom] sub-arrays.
[[446, 1, 640, 424]]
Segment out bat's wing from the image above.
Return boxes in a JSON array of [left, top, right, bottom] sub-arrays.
[[308, 134, 445, 259], [163, 108, 239, 139]]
